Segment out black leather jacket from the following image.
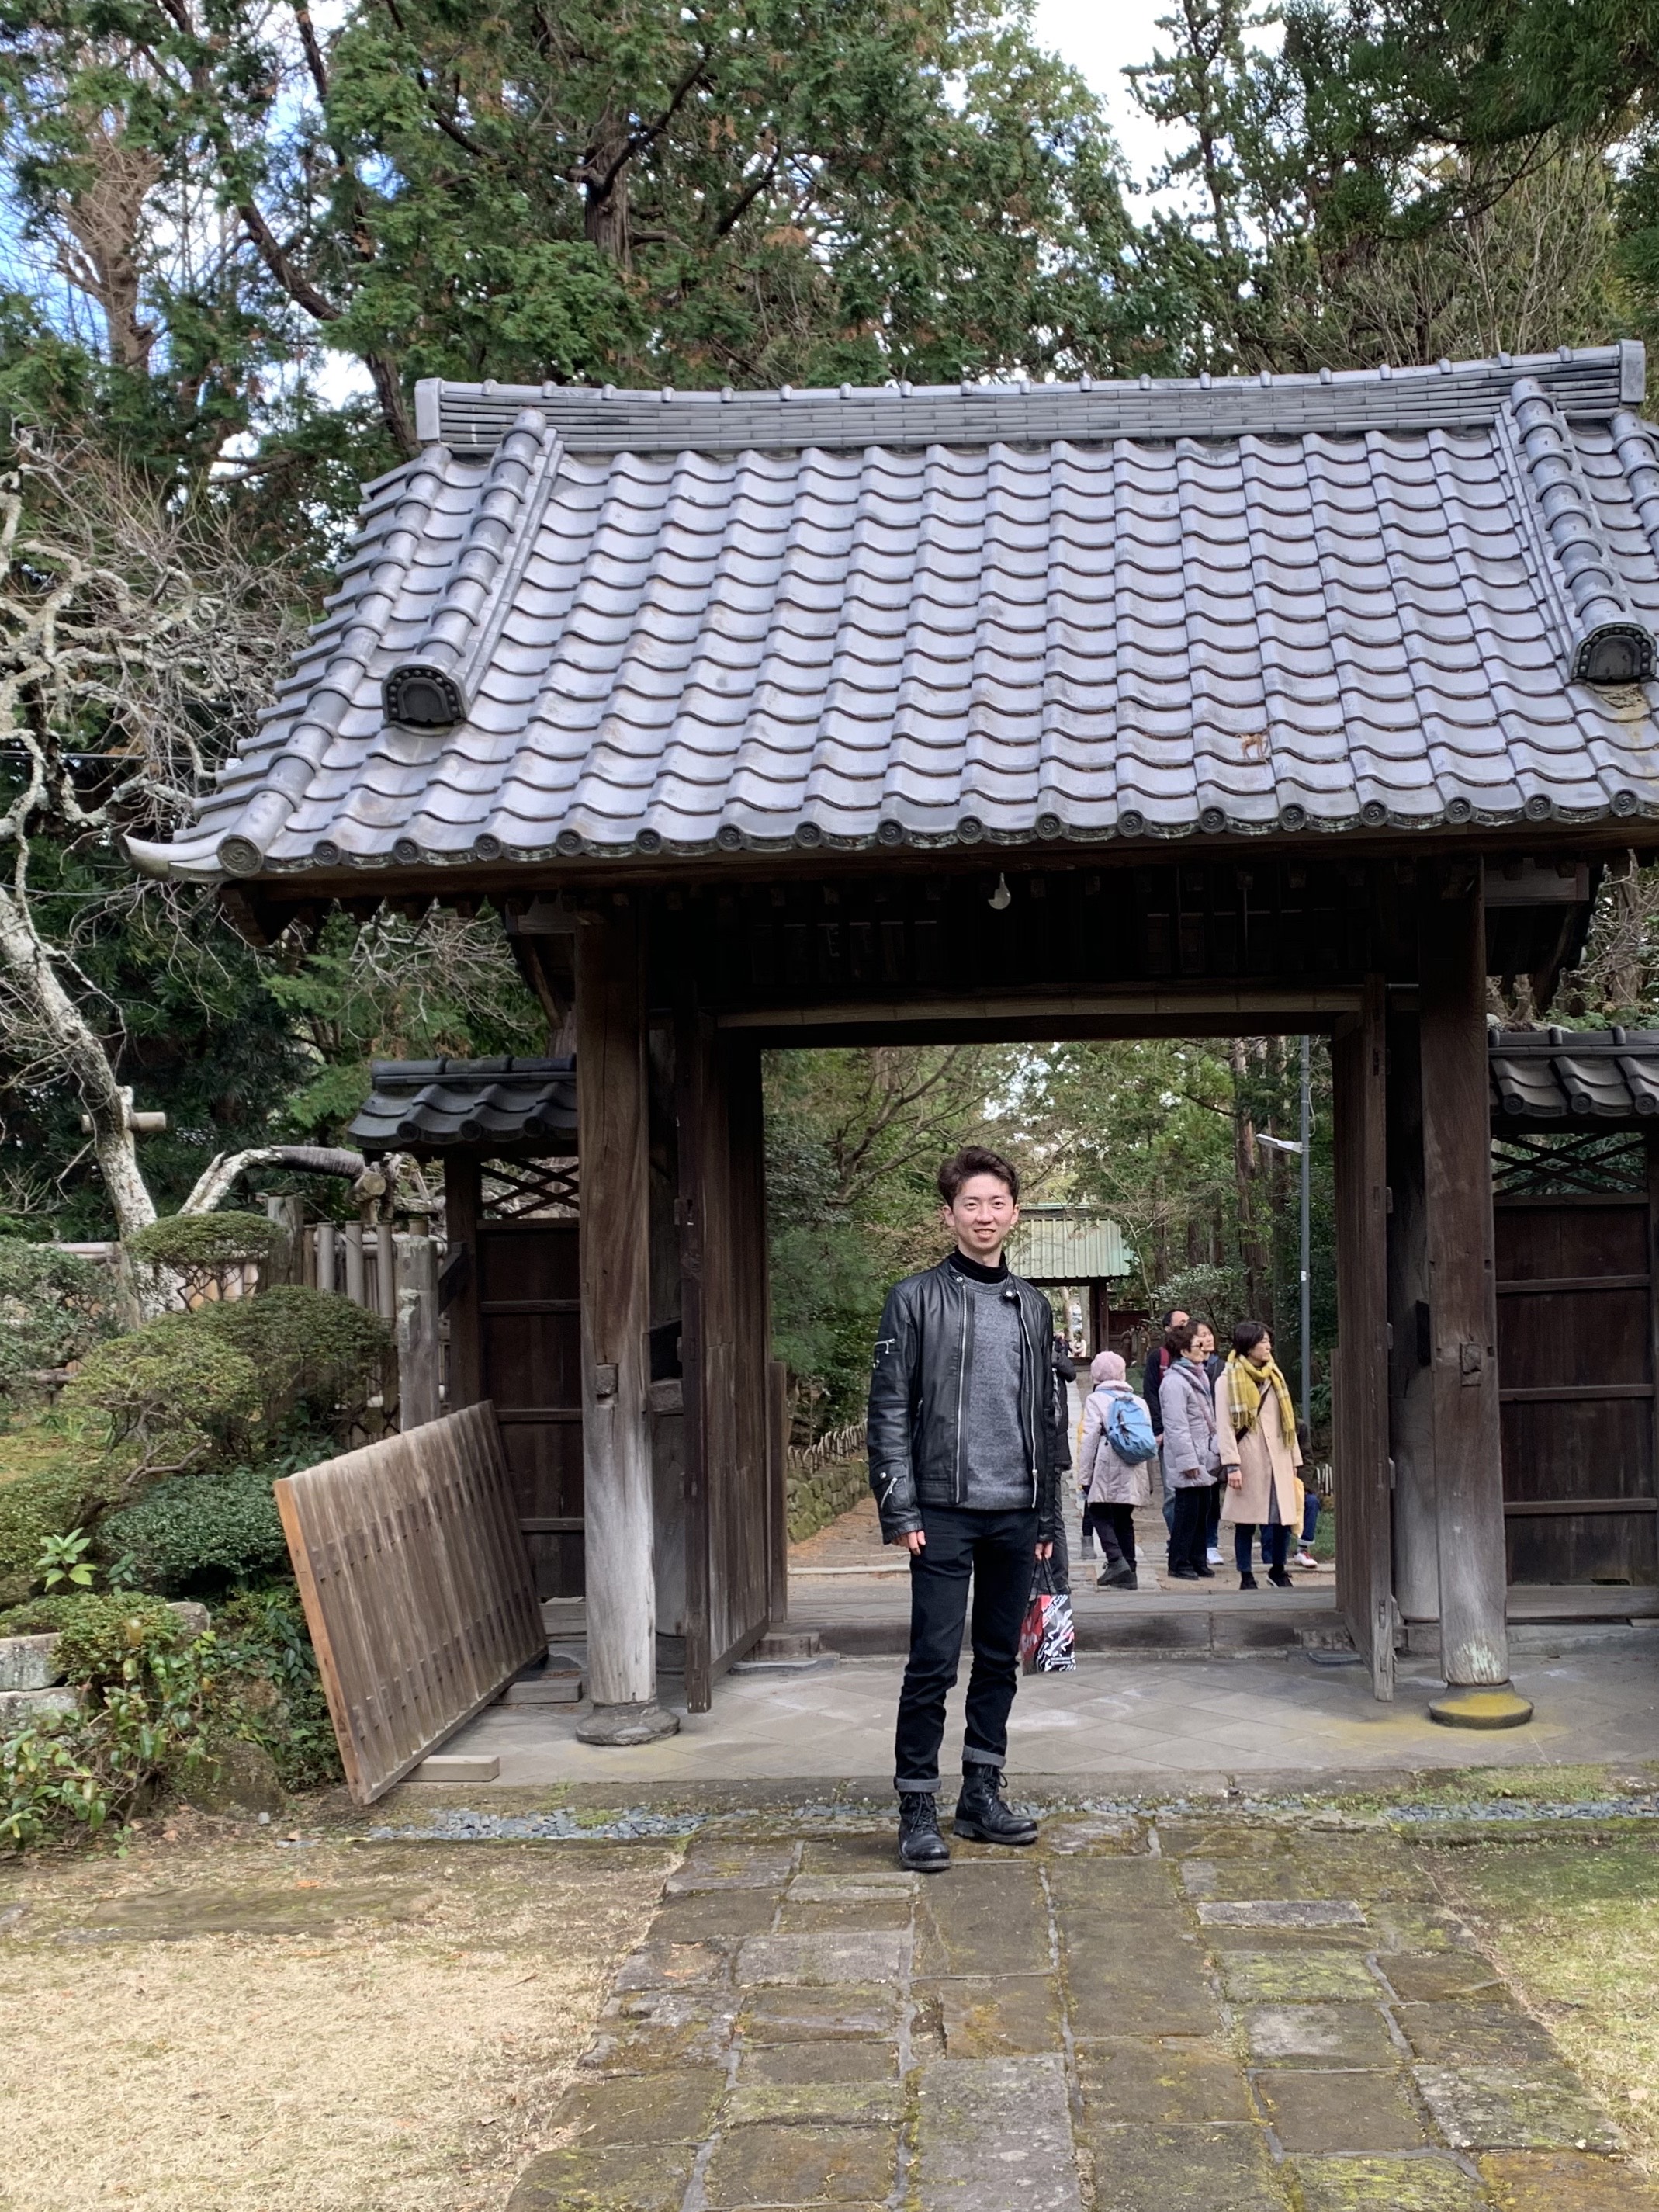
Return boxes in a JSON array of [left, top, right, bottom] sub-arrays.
[[866, 1256, 1062, 1543]]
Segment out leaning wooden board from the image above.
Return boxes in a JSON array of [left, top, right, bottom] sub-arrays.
[[275, 1402, 544, 1804]]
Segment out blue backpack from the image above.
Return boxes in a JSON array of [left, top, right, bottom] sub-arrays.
[[1102, 1388, 1158, 1465]]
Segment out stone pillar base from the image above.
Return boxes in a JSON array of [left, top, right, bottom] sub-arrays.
[[576, 1699, 681, 1746], [1428, 1683, 1534, 1730]]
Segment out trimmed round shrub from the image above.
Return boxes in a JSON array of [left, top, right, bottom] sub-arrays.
[[127, 1212, 275, 1273], [197, 1286, 391, 1435], [61, 1314, 260, 1446], [0, 1239, 115, 1394], [102, 1461, 289, 1595]]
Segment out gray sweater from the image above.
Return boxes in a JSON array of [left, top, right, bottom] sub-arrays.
[[959, 1274, 1034, 1510], [1159, 1358, 1219, 1488]]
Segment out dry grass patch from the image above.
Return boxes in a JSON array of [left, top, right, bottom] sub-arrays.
[[1432, 1838, 1659, 2176], [0, 1820, 673, 2212]]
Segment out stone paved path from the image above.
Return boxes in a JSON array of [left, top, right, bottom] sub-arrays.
[[505, 1814, 1654, 2211]]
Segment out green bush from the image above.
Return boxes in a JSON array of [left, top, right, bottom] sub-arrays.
[[213, 1584, 340, 1789], [197, 1286, 391, 1435], [0, 1457, 101, 1607], [127, 1212, 276, 1304], [102, 1461, 289, 1595], [61, 1315, 260, 1447], [1, 1600, 213, 1849], [0, 1239, 115, 1396]]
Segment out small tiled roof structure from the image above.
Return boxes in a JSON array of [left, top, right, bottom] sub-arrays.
[[348, 1056, 577, 1156], [1489, 1025, 1659, 1127], [129, 345, 1659, 883]]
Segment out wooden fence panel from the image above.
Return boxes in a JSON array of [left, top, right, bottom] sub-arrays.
[[274, 1402, 544, 1804]]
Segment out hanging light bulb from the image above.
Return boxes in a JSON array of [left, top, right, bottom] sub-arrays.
[[989, 873, 1012, 911]]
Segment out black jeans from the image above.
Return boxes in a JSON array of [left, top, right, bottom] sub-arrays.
[[1235, 1521, 1289, 1575], [1085, 1500, 1135, 1569], [1168, 1484, 1213, 1575], [894, 1503, 1039, 1793]]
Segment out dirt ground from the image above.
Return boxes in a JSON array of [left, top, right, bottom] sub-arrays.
[[1436, 1835, 1659, 2176], [0, 1815, 673, 2212]]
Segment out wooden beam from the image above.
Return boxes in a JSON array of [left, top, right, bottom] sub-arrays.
[[1385, 1004, 1439, 1626], [575, 900, 677, 1742], [393, 1232, 442, 1430], [1417, 860, 1529, 1721], [1332, 973, 1393, 1701], [442, 1156, 483, 1411]]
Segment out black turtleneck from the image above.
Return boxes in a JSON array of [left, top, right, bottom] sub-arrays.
[[948, 1248, 1010, 1285]]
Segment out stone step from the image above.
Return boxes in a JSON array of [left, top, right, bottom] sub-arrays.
[[501, 1654, 585, 1704], [0, 1686, 80, 1730]]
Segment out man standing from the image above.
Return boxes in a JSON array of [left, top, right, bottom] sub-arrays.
[[867, 1146, 1061, 1872]]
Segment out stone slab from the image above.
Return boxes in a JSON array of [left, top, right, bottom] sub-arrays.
[[0, 1634, 58, 1691], [786, 1874, 916, 1903], [1197, 1899, 1366, 1929], [615, 1940, 727, 1992], [736, 1932, 909, 1988], [506, 2139, 698, 2211], [649, 1889, 781, 1944], [545, 2070, 726, 2148], [1089, 2123, 1287, 2212], [411, 1751, 497, 1782], [914, 1867, 1051, 1976], [1413, 2066, 1623, 2152], [1076, 2038, 1254, 2125], [666, 1844, 798, 1895], [1218, 1949, 1382, 2004], [1395, 2002, 1563, 2068], [580, 2000, 736, 2075], [778, 1898, 913, 1933], [1255, 2068, 1427, 2152], [1243, 2003, 1400, 2069], [916, 2055, 1082, 2212], [0, 1686, 79, 1728], [739, 2041, 898, 2085], [925, 1973, 1065, 2057], [1290, 2155, 1491, 2211], [737, 1985, 898, 2043], [702, 2120, 898, 2207], [1479, 2149, 1659, 2210], [724, 2081, 902, 2128], [1067, 1948, 1224, 2039], [1379, 1952, 1508, 2002]]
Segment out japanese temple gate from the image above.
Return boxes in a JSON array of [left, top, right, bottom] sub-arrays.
[[133, 345, 1659, 1735]]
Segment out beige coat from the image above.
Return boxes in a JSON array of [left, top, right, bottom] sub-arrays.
[[1078, 1385, 1152, 1507], [1217, 1368, 1303, 1527]]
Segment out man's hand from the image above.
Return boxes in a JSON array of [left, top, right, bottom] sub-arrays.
[[901, 1529, 926, 1553], [1034, 1541, 1053, 1560]]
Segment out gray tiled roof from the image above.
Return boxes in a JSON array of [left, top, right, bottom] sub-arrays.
[[1490, 1027, 1659, 1124], [348, 1057, 577, 1155], [129, 348, 1659, 882]]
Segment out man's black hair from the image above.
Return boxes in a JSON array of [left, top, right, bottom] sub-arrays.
[[937, 1145, 1021, 1206]]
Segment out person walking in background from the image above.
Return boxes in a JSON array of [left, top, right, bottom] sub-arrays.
[[1217, 1320, 1304, 1590], [1293, 1423, 1324, 1570], [1077, 1350, 1155, 1590], [1159, 1320, 1219, 1581], [1144, 1307, 1187, 1543], [1050, 1333, 1077, 1590], [1191, 1319, 1225, 1569], [867, 1145, 1062, 1872]]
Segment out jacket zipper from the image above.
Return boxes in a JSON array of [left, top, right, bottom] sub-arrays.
[[1013, 1289, 1038, 1510], [953, 1269, 969, 1506]]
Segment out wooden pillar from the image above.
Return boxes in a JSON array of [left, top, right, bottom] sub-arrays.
[[767, 1358, 791, 1628], [575, 900, 677, 1743], [1331, 973, 1394, 1700], [444, 1157, 483, 1412], [1417, 860, 1531, 1725], [393, 1231, 442, 1429], [1385, 1004, 1440, 1625]]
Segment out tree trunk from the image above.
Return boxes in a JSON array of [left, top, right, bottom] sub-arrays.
[[1231, 1037, 1264, 1316], [0, 879, 154, 1238]]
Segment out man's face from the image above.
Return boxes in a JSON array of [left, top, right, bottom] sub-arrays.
[[1170, 1309, 1189, 1332], [945, 1171, 1019, 1260]]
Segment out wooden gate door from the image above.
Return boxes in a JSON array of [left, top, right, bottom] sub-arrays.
[[677, 1011, 774, 1710], [1332, 976, 1394, 1699], [445, 1156, 584, 1600], [1493, 1187, 1659, 1585]]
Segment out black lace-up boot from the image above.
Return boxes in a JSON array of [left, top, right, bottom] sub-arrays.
[[898, 1792, 951, 1871], [952, 1766, 1039, 1846]]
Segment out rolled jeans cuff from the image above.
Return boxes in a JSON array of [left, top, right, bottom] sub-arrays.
[[961, 1746, 1004, 1769], [895, 1775, 940, 1794]]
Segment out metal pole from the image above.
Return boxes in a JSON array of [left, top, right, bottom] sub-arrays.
[[1299, 1032, 1312, 1432]]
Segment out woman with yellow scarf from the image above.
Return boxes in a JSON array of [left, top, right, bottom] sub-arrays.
[[1217, 1320, 1304, 1590]]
